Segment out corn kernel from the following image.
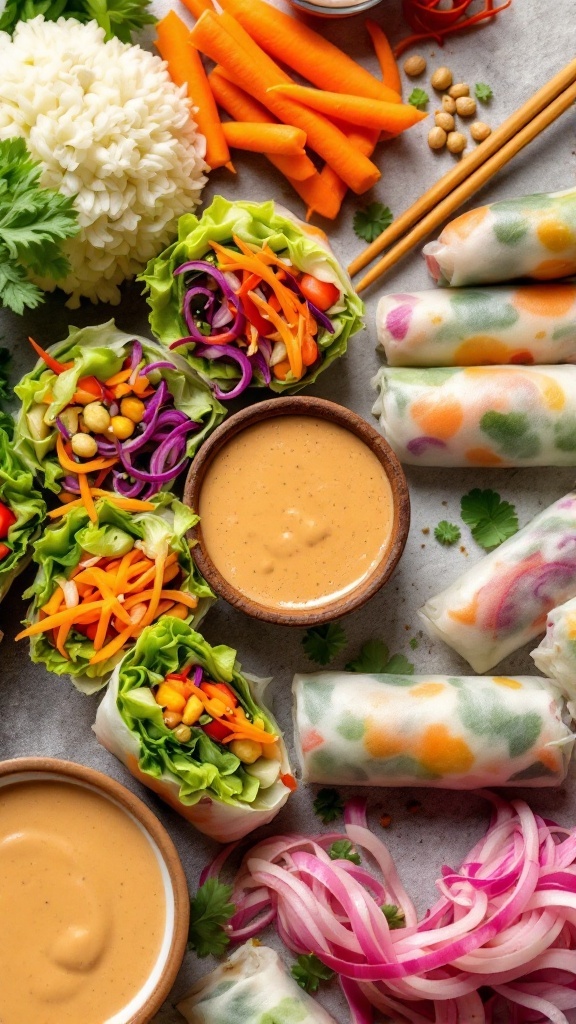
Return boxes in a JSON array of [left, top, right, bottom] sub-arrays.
[[230, 739, 263, 764], [182, 694, 204, 726], [110, 415, 135, 440], [155, 683, 186, 713], [120, 397, 146, 424]]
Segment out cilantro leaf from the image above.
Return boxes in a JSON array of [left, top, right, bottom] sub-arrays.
[[353, 202, 393, 243], [291, 954, 335, 993], [188, 878, 235, 958], [434, 520, 461, 546], [409, 637, 419, 651], [460, 488, 519, 550], [382, 904, 406, 929], [313, 787, 344, 824], [408, 87, 429, 109], [346, 639, 414, 675], [475, 82, 493, 103], [0, 0, 154, 39], [328, 839, 361, 865], [302, 623, 347, 665]]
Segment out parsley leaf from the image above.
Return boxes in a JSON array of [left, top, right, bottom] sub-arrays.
[[409, 637, 419, 651], [302, 623, 347, 665], [0, 0, 155, 39], [313, 787, 344, 824], [0, 348, 10, 405], [346, 640, 414, 675], [408, 87, 429, 109], [475, 82, 493, 103], [353, 202, 393, 243], [382, 904, 406, 929], [460, 488, 519, 550], [188, 879, 235, 958], [434, 520, 461, 546], [291, 954, 335, 993], [328, 839, 361, 865]]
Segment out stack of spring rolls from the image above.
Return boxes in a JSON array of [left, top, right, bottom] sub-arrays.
[[372, 188, 576, 467]]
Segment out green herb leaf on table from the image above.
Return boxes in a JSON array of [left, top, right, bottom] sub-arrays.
[[353, 202, 393, 243], [434, 520, 461, 546], [0, 0, 155, 40], [346, 639, 414, 675], [408, 87, 429, 109], [409, 637, 419, 651], [382, 904, 406, 929], [313, 787, 345, 824], [302, 623, 347, 665], [475, 83, 493, 102], [460, 488, 519, 550], [188, 878, 235, 958], [0, 349, 10, 404], [291, 954, 336, 993], [328, 839, 361, 865]]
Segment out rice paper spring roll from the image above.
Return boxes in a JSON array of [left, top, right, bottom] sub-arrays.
[[377, 284, 576, 367], [177, 942, 336, 1024], [0, 414, 46, 602], [531, 596, 576, 703], [94, 618, 294, 842], [372, 364, 576, 467], [423, 188, 576, 287], [293, 672, 574, 789], [419, 493, 576, 673]]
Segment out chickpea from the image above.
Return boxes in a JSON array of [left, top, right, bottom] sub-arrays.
[[120, 396, 145, 424], [441, 94, 457, 114], [435, 111, 455, 132], [448, 82, 470, 98], [403, 54, 426, 77], [470, 120, 492, 142], [71, 432, 98, 458], [163, 711, 183, 729], [428, 126, 447, 150], [59, 406, 80, 435], [455, 95, 477, 117], [431, 66, 453, 91], [110, 415, 135, 440], [447, 130, 467, 154], [173, 724, 192, 744], [230, 739, 263, 764], [82, 401, 111, 434]]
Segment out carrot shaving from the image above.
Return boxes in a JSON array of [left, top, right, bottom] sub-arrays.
[[16, 600, 106, 639], [41, 586, 66, 617], [140, 556, 165, 627], [55, 622, 72, 660], [104, 367, 133, 386], [250, 292, 303, 380], [394, 0, 512, 56], [122, 589, 199, 611], [56, 435, 117, 476], [78, 473, 97, 524], [90, 624, 135, 665]]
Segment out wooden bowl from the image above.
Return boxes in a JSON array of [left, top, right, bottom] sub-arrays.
[[184, 396, 410, 626], [0, 757, 189, 1024]]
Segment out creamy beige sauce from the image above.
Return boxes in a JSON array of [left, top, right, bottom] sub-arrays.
[[0, 780, 166, 1024], [199, 416, 394, 608]]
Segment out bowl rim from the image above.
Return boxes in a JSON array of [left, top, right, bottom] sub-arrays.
[[288, 0, 383, 14], [0, 756, 190, 1024], [184, 395, 411, 627]]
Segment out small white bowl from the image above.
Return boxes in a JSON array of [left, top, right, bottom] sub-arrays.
[[288, 0, 383, 17]]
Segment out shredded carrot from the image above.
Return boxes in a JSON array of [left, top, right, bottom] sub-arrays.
[[56, 435, 117, 477], [269, 84, 426, 133], [122, 589, 199, 611], [55, 622, 72, 660], [104, 367, 133, 387], [139, 556, 165, 627], [90, 624, 135, 665], [365, 20, 402, 96], [48, 494, 156, 519], [221, 121, 307, 156], [41, 586, 66, 617], [394, 0, 512, 56], [78, 473, 97, 524], [16, 601, 106, 639], [280, 772, 298, 792]]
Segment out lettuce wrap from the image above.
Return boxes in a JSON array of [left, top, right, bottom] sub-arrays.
[[0, 413, 46, 603], [94, 617, 293, 842], [139, 196, 364, 395], [14, 320, 226, 495], [18, 494, 214, 692]]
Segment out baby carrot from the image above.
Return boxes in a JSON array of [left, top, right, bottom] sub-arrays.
[[179, 0, 214, 17], [221, 121, 308, 156], [155, 10, 232, 171], [269, 84, 427, 133], [306, 126, 379, 221], [365, 20, 402, 96]]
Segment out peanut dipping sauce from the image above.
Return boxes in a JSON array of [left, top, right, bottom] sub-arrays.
[[0, 779, 166, 1024], [198, 415, 394, 608]]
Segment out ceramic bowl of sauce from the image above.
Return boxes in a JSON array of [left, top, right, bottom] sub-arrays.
[[288, 0, 383, 17], [0, 757, 189, 1024], [185, 396, 410, 626]]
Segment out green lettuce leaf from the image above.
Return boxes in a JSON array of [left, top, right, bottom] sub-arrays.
[[0, 420, 46, 602], [14, 320, 226, 493], [22, 495, 215, 684], [139, 196, 364, 394], [116, 617, 277, 808]]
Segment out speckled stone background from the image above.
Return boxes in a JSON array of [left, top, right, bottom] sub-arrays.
[[1, 1, 575, 1020]]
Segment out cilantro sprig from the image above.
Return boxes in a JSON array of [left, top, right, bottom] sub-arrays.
[[0, 0, 155, 40], [408, 87, 429, 109], [302, 623, 347, 666], [460, 488, 518, 549], [434, 520, 461, 546], [345, 639, 414, 675], [328, 839, 361, 865], [188, 878, 235, 958], [291, 954, 335, 993], [475, 82, 493, 103], [313, 788, 344, 824], [353, 202, 393, 243]]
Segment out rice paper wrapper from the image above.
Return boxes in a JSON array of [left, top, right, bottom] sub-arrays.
[[532, 595, 576, 706], [371, 365, 576, 467], [293, 672, 574, 789], [419, 492, 576, 673], [94, 666, 292, 843], [423, 188, 576, 287], [376, 285, 576, 367], [177, 942, 337, 1024]]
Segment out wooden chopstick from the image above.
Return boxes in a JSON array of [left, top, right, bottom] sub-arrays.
[[353, 78, 576, 294], [348, 57, 576, 281]]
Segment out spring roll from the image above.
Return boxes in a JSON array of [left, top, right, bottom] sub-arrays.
[[293, 672, 574, 789], [177, 942, 336, 1024], [423, 188, 576, 287], [419, 493, 576, 673], [377, 285, 576, 367], [94, 617, 294, 842], [0, 414, 45, 602], [372, 364, 576, 467], [531, 596, 576, 703]]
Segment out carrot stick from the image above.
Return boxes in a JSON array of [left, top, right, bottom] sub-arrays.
[[90, 624, 135, 666], [191, 12, 380, 194], [216, 0, 401, 103], [155, 10, 231, 171], [365, 20, 402, 96], [306, 125, 379, 221], [179, 0, 214, 17], [16, 601, 106, 640], [221, 121, 307, 155], [269, 84, 426, 133]]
